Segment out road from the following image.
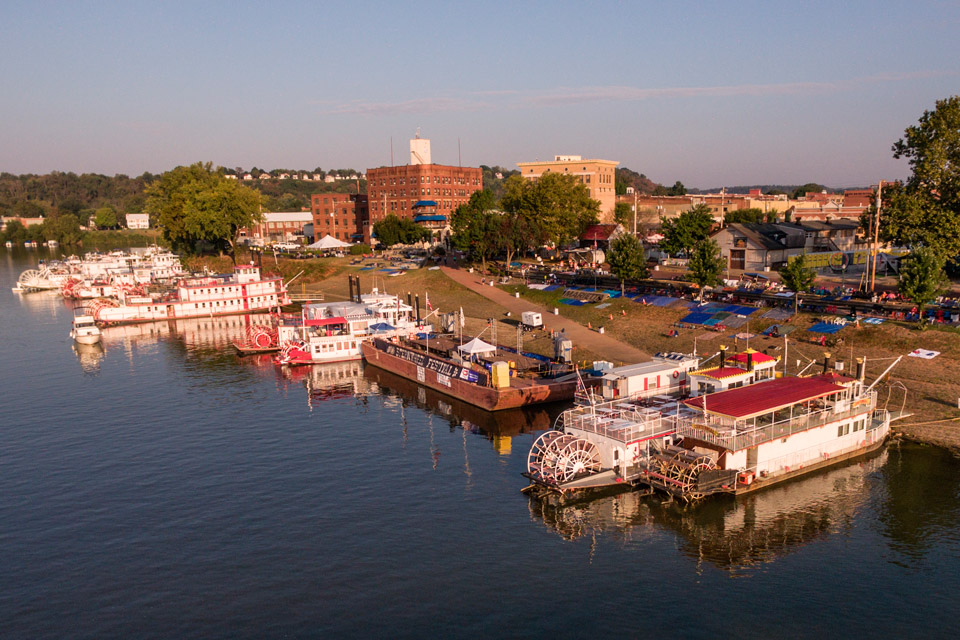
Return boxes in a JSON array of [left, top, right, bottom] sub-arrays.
[[441, 266, 651, 365]]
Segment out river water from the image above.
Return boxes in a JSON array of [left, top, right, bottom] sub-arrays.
[[2, 248, 959, 639]]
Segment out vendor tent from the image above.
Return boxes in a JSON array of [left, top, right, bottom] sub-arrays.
[[457, 337, 497, 355], [307, 235, 352, 250]]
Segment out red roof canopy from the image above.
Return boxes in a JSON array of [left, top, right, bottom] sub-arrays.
[[305, 316, 347, 327], [580, 224, 619, 241], [686, 376, 845, 419], [728, 351, 776, 364]]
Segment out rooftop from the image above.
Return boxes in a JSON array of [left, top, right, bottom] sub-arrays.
[[685, 376, 846, 419]]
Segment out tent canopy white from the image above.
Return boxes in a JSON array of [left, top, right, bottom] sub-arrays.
[[457, 337, 496, 355], [307, 235, 352, 249]]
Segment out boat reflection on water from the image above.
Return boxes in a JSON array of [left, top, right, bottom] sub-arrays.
[[530, 449, 888, 571], [364, 366, 562, 454], [72, 341, 105, 374], [99, 313, 273, 351], [275, 359, 379, 410]]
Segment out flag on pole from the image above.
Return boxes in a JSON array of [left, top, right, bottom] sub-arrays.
[[459, 306, 465, 328], [426, 291, 433, 311]]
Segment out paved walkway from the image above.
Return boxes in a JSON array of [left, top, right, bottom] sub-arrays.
[[441, 266, 651, 365]]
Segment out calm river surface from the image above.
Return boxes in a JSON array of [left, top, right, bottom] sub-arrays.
[[2, 248, 959, 639]]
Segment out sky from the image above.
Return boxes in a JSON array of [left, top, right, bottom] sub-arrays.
[[1, 0, 958, 189]]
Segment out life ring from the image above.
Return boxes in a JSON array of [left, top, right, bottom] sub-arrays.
[[673, 370, 680, 379]]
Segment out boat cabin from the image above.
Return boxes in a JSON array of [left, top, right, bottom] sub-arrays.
[[687, 347, 778, 395]]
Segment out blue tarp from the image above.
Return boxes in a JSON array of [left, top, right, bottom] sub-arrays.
[[808, 322, 845, 334], [680, 312, 714, 325], [559, 298, 587, 306], [369, 322, 395, 332], [543, 285, 561, 292]]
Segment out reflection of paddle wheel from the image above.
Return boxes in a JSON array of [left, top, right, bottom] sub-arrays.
[[527, 431, 601, 486], [88, 298, 120, 322], [61, 277, 82, 298]]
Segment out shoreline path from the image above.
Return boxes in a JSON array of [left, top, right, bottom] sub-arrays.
[[441, 266, 651, 365]]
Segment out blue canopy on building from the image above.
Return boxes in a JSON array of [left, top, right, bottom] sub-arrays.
[[413, 200, 438, 208], [413, 214, 447, 222]]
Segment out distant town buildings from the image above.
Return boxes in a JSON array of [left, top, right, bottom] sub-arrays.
[[517, 155, 619, 223], [366, 134, 483, 229]]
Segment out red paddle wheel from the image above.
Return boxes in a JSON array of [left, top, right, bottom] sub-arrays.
[[61, 278, 82, 299], [88, 298, 120, 322]]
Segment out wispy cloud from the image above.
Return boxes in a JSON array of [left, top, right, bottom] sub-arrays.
[[323, 96, 491, 115], [323, 71, 953, 115]]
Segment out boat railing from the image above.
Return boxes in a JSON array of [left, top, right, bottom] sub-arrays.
[[562, 402, 672, 443], [677, 391, 878, 451]]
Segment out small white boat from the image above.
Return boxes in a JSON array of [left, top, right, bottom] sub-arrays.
[[70, 311, 102, 345]]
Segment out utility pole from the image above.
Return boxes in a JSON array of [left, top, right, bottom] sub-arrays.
[[870, 181, 883, 292], [633, 189, 637, 236], [720, 187, 725, 228]]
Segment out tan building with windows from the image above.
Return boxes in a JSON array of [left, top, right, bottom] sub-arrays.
[[516, 155, 619, 222]]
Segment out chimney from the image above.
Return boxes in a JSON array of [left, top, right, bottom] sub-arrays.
[[856, 357, 865, 381], [348, 275, 355, 302], [747, 350, 754, 372], [719, 345, 727, 368], [407, 292, 413, 310], [823, 352, 832, 375], [414, 294, 421, 323]]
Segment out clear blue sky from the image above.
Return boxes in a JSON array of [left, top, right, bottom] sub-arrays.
[[1, 0, 958, 188]]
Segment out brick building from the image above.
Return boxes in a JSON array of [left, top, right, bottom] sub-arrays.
[[366, 135, 483, 227], [310, 193, 369, 244]]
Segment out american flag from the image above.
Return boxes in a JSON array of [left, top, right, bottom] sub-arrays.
[[426, 292, 433, 311]]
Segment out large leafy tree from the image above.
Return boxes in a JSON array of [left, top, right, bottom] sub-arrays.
[[501, 173, 599, 249], [93, 206, 118, 229], [898, 246, 947, 328], [613, 202, 633, 229], [659, 204, 715, 256], [879, 96, 960, 260], [145, 162, 261, 259], [687, 239, 725, 302], [372, 214, 430, 248], [450, 190, 504, 272], [607, 233, 649, 283], [779, 254, 817, 314]]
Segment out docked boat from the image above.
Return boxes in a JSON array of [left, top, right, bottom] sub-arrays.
[[69, 310, 102, 345], [89, 263, 289, 325], [524, 349, 904, 501], [14, 248, 185, 295], [361, 333, 586, 411], [273, 289, 419, 365]]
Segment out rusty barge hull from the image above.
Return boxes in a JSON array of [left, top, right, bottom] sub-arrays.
[[361, 340, 578, 411]]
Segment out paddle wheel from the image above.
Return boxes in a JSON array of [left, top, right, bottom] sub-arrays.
[[648, 445, 718, 502], [527, 431, 601, 487], [61, 277, 82, 298], [274, 339, 310, 365], [232, 324, 280, 354], [88, 298, 120, 323]]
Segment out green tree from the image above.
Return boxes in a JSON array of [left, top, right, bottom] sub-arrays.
[[659, 204, 715, 256], [613, 202, 633, 229], [898, 246, 947, 329], [93, 206, 118, 229], [145, 162, 262, 260], [879, 96, 960, 260], [501, 173, 599, 249], [607, 233, 649, 283], [687, 239, 724, 302], [667, 181, 687, 196], [372, 214, 431, 248], [48, 213, 82, 245], [790, 183, 828, 199], [724, 207, 766, 224], [779, 254, 817, 314], [1, 219, 27, 243]]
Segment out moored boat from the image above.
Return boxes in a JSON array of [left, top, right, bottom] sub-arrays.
[[524, 351, 904, 501], [69, 310, 102, 345]]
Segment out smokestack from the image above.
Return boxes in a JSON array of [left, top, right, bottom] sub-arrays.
[[348, 275, 354, 302], [414, 294, 421, 323], [747, 350, 753, 372], [719, 345, 727, 368], [823, 352, 832, 375], [856, 357, 865, 381]]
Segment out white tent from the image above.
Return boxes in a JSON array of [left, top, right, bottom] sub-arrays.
[[307, 235, 352, 250], [457, 337, 496, 355]]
